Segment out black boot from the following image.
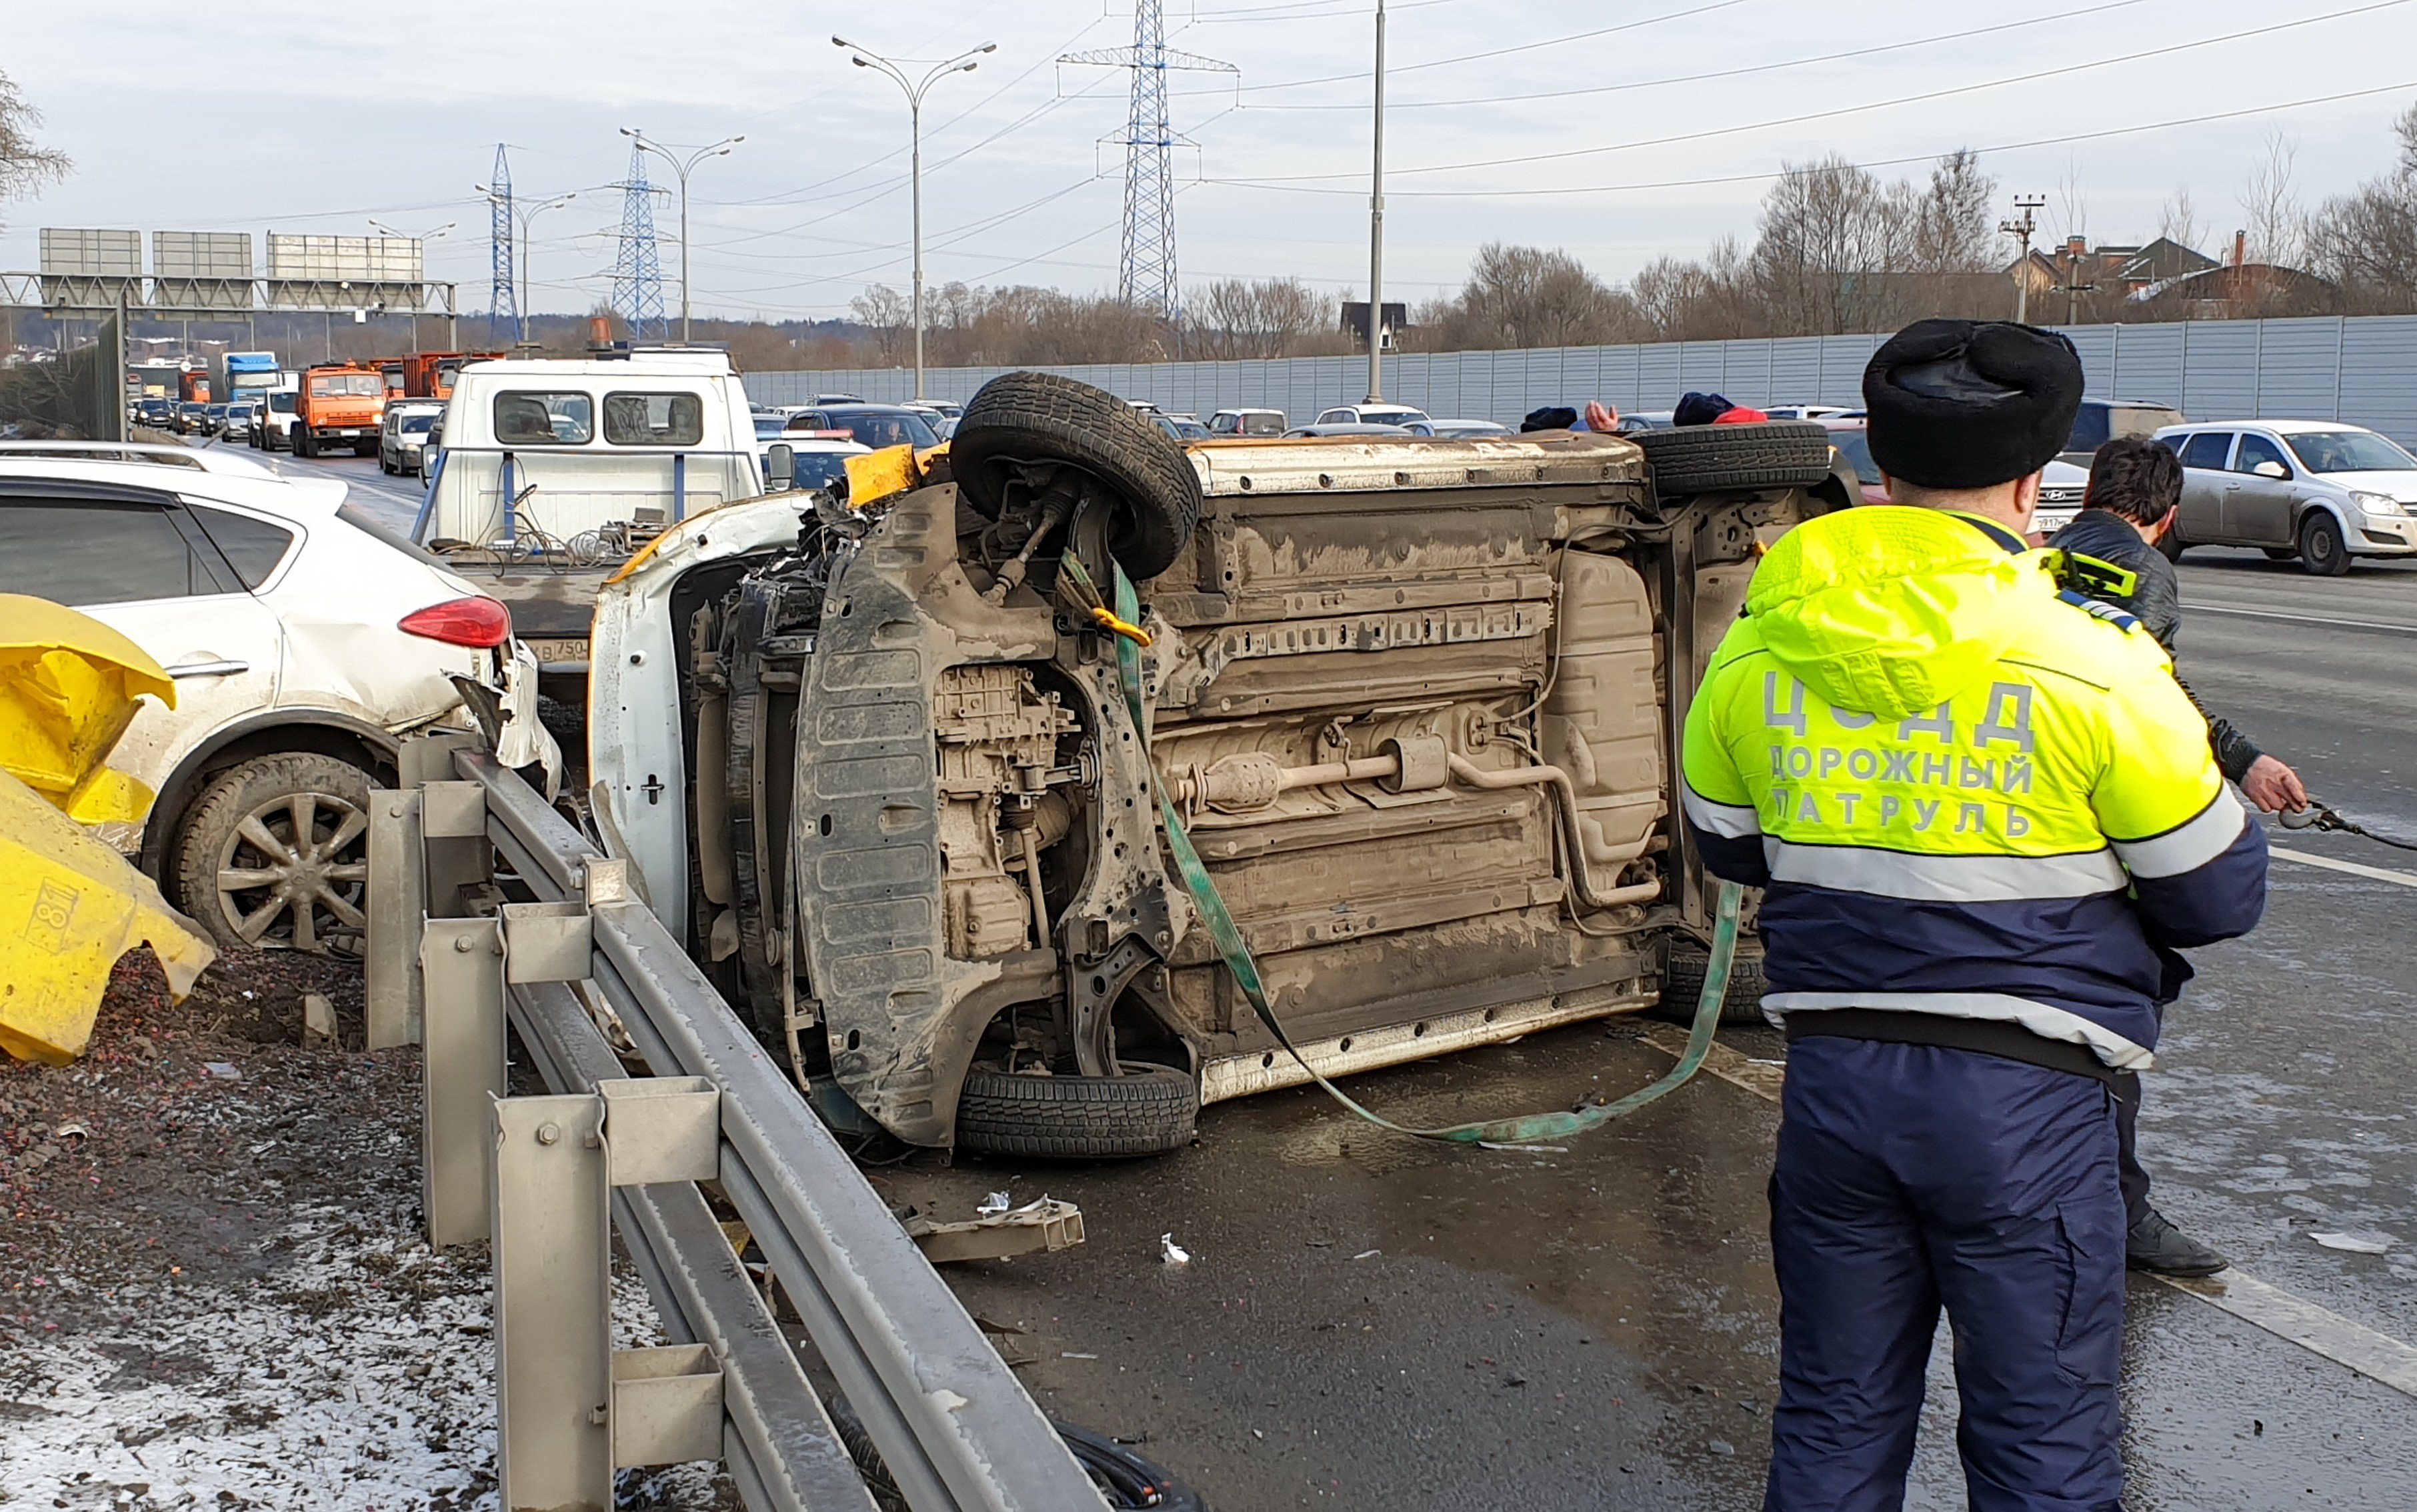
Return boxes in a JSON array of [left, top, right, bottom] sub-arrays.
[[2126, 1209, 2228, 1277]]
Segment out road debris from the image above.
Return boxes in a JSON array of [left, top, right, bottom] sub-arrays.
[[978, 1190, 1013, 1215], [904, 1196, 1086, 1264], [1351, 1248, 1382, 1261], [2308, 1230, 2396, 1255], [1160, 1233, 1192, 1266], [301, 991, 337, 1047], [202, 1061, 242, 1080]]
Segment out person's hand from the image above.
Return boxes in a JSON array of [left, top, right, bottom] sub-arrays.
[[1584, 400, 1618, 433], [2240, 755, 2308, 813]]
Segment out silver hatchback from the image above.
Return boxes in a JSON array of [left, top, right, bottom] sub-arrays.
[[2155, 421, 2417, 576]]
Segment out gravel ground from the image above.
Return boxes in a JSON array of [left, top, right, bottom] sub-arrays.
[[0, 949, 722, 1511]]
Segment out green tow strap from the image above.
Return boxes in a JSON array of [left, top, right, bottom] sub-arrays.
[[1093, 555, 1742, 1147]]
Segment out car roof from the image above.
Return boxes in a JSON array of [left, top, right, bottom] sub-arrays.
[[0, 453, 349, 518], [2160, 418, 2371, 435]]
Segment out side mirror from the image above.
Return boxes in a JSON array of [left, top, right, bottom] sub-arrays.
[[765, 443, 795, 493], [2253, 459, 2290, 480]]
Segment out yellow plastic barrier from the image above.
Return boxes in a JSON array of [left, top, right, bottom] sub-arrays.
[[0, 767, 214, 1063], [0, 595, 211, 1064], [0, 593, 177, 825]]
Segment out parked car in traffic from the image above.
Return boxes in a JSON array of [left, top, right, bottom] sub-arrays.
[[2061, 397, 2184, 467], [2154, 419, 2417, 575], [1283, 422, 1416, 439], [134, 397, 179, 433], [756, 431, 871, 496], [1208, 407, 1287, 437], [1153, 413, 1210, 441], [220, 401, 256, 441], [783, 403, 942, 451], [1314, 403, 1433, 434], [251, 388, 300, 451], [0, 441, 555, 953], [1426, 419, 1511, 439], [378, 401, 444, 476], [177, 401, 211, 435]]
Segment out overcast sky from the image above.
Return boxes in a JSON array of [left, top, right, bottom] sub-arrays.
[[7, 0, 2417, 321]]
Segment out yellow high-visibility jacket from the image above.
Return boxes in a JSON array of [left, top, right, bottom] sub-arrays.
[[1681, 505, 2268, 1070]]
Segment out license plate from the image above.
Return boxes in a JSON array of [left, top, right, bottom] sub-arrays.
[[523, 637, 590, 665]]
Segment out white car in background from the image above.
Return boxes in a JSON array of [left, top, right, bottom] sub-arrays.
[[0, 443, 555, 954], [1314, 402, 1434, 434], [2155, 419, 2417, 575], [758, 432, 872, 496]]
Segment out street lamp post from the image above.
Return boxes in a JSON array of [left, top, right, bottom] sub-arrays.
[[621, 130, 744, 343], [833, 37, 996, 400], [1366, 0, 1388, 403], [475, 185, 577, 344], [369, 219, 455, 355]]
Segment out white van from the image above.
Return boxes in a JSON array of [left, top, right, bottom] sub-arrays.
[[420, 353, 762, 549]]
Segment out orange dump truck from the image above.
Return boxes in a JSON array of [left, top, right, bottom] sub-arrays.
[[403, 351, 505, 399], [292, 362, 387, 458]]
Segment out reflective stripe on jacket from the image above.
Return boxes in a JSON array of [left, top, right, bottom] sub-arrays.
[[1681, 505, 2268, 1069]]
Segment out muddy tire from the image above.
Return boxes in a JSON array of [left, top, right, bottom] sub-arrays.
[[954, 1063, 1198, 1159], [1634, 421, 1834, 500], [2298, 510, 2351, 576], [173, 753, 373, 955], [1654, 941, 1770, 1027], [950, 371, 1203, 581]]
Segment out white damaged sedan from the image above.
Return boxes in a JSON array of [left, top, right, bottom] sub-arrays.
[[0, 443, 558, 953]]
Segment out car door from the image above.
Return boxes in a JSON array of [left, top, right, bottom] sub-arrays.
[[0, 483, 286, 819], [2224, 432, 2298, 545], [2173, 431, 2235, 542]]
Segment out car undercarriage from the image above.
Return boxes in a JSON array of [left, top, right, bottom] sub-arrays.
[[598, 373, 1836, 1156]]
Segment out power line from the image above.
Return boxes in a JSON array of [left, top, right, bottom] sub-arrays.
[[1228, 0, 2413, 183], [1197, 0, 1750, 95], [1204, 0, 2153, 109], [1203, 77, 2417, 199]]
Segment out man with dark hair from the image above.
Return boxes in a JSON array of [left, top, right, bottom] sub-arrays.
[[1685, 319, 2267, 1511], [2051, 433, 2306, 1279]]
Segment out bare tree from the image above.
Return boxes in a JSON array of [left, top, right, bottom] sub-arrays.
[[849, 284, 911, 365], [2304, 103, 2417, 313], [1751, 156, 1907, 335], [1908, 149, 1999, 274], [2238, 131, 2306, 268], [2155, 187, 2202, 253], [1186, 277, 1330, 359], [0, 68, 69, 230], [1418, 243, 1640, 351]]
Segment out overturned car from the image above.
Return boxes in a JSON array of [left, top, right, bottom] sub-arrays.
[[588, 373, 1838, 1156]]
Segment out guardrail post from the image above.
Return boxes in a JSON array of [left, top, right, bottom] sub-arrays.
[[493, 1077, 725, 1511], [421, 915, 506, 1247], [419, 777, 492, 920], [365, 789, 427, 1050]]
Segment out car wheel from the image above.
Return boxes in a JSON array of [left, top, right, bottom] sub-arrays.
[[1633, 421, 1836, 500], [953, 1063, 1198, 1158], [2262, 547, 2298, 561], [173, 753, 373, 955], [2298, 511, 2351, 576], [1652, 941, 1770, 1027], [950, 371, 1203, 581], [294, 429, 314, 458]]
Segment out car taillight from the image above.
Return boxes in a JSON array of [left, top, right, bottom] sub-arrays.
[[399, 596, 512, 648]]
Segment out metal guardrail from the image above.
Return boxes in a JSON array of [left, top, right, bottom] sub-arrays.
[[367, 733, 1109, 1511]]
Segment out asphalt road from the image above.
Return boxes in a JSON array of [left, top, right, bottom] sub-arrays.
[[277, 446, 2417, 1507]]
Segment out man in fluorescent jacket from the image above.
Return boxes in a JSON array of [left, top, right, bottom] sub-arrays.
[[1682, 319, 2267, 1512]]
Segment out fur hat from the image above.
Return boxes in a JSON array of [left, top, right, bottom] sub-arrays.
[[1673, 391, 1732, 427], [1862, 319, 2084, 489]]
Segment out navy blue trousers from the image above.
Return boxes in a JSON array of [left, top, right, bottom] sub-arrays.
[[1764, 1038, 2128, 1512]]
